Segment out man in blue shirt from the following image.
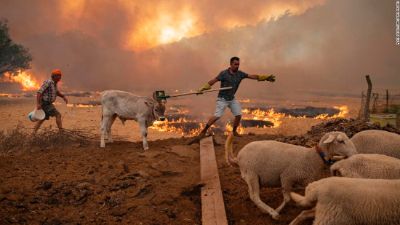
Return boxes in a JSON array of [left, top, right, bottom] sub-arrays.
[[189, 56, 275, 144]]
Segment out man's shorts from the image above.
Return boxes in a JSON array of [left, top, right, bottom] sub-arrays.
[[41, 101, 60, 120], [214, 97, 242, 117]]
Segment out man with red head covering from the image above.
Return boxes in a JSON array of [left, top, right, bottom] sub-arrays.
[[33, 69, 68, 133]]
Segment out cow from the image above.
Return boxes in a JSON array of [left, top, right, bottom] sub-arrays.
[[100, 90, 166, 150]]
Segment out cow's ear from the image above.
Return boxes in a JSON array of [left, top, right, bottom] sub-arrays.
[[152, 92, 159, 102]]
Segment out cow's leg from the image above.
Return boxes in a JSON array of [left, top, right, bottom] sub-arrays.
[[138, 119, 149, 150], [100, 116, 109, 148], [101, 108, 112, 148], [106, 114, 117, 143]]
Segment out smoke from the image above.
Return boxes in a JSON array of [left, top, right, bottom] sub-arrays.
[[0, 0, 399, 100]]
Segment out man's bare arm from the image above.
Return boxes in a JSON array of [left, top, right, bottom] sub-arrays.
[[207, 78, 219, 86], [36, 93, 42, 110], [56, 91, 64, 98], [198, 78, 219, 93], [247, 74, 259, 80], [57, 91, 68, 104]]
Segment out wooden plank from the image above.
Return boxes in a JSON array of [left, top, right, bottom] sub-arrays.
[[200, 136, 228, 225]]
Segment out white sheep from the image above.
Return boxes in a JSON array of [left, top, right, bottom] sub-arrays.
[[351, 130, 400, 158], [290, 154, 400, 225], [331, 153, 400, 179], [290, 177, 400, 225], [225, 131, 357, 220]]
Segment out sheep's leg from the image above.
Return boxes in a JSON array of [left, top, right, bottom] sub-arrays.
[[275, 191, 291, 213], [314, 206, 348, 225], [139, 119, 149, 150], [289, 208, 315, 225], [245, 173, 280, 220], [106, 114, 117, 143], [275, 178, 293, 213]]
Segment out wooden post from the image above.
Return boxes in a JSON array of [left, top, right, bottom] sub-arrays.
[[200, 136, 228, 225], [386, 89, 389, 113], [363, 75, 372, 121], [358, 91, 365, 119], [371, 93, 378, 113]]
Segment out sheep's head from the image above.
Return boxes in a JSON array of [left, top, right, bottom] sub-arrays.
[[318, 132, 358, 160]]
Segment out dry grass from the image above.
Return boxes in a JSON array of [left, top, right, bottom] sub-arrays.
[[0, 124, 97, 152]]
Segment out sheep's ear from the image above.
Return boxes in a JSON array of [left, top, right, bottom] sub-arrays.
[[323, 134, 335, 144], [332, 155, 346, 161], [336, 133, 345, 142]]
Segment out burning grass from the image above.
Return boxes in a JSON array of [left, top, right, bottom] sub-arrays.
[[0, 125, 96, 152], [150, 105, 350, 136]]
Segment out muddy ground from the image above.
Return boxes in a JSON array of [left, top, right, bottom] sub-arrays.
[[0, 132, 315, 225], [1, 118, 398, 225]]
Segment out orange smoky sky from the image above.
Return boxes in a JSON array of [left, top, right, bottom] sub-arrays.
[[0, 0, 399, 98]]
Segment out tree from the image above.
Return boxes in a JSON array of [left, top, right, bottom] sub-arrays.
[[0, 20, 32, 75]]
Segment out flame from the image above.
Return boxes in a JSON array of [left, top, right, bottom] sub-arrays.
[[2, 71, 40, 91], [314, 105, 349, 119], [242, 108, 286, 128], [67, 103, 95, 108], [150, 118, 204, 136], [149, 105, 349, 136], [238, 98, 251, 103], [332, 105, 349, 118], [224, 123, 245, 136]]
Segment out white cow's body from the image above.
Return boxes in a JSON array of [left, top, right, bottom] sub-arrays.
[[100, 90, 165, 150]]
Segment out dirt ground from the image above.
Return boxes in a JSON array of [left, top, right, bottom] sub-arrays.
[[0, 131, 316, 225], [0, 137, 201, 225], [0, 97, 369, 225]]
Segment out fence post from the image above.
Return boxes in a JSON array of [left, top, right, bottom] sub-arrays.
[[386, 89, 389, 113], [363, 75, 372, 121]]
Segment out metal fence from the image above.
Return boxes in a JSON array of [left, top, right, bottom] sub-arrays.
[[358, 90, 400, 127]]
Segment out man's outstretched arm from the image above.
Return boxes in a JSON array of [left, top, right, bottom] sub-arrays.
[[198, 78, 219, 92], [247, 74, 275, 82]]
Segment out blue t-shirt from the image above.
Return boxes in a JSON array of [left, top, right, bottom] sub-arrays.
[[216, 69, 248, 101]]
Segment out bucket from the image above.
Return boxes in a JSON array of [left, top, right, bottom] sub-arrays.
[[28, 109, 45, 122], [369, 113, 397, 128]]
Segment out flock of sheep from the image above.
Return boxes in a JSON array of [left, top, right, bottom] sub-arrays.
[[225, 129, 400, 225]]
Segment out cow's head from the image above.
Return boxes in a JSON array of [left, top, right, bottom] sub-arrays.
[[318, 131, 357, 160], [152, 92, 166, 121]]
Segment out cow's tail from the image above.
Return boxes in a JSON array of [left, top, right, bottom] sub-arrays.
[[225, 133, 239, 166]]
